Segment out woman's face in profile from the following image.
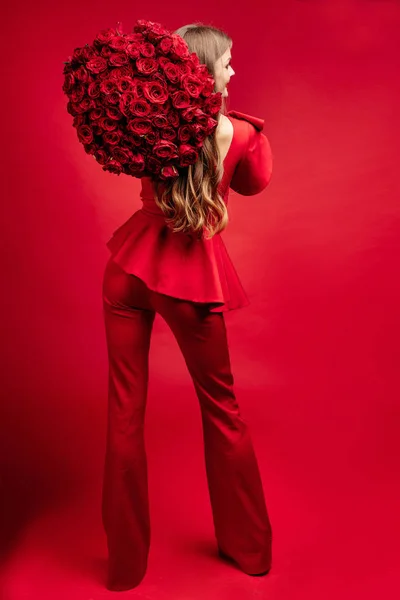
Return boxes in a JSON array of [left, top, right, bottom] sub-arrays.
[[214, 47, 235, 97]]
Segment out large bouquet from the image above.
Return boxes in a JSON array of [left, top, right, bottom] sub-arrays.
[[62, 20, 223, 180]]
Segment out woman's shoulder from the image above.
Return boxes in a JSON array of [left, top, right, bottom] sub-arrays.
[[216, 114, 234, 162], [217, 113, 234, 136], [226, 110, 264, 132]]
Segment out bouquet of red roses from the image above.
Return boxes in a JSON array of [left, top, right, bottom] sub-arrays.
[[62, 19, 222, 180]]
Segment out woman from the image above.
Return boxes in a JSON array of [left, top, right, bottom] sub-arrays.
[[101, 22, 273, 591]]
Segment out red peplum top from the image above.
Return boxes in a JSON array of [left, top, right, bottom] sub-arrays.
[[106, 110, 273, 312]]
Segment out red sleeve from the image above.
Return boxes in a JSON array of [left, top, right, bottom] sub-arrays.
[[227, 110, 273, 196]]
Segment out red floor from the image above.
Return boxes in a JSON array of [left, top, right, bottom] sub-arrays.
[[1, 376, 399, 599]]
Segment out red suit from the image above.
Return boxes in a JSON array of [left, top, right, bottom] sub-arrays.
[[102, 111, 273, 590]]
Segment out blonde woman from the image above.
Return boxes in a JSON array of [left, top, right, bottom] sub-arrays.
[[102, 22, 273, 591]]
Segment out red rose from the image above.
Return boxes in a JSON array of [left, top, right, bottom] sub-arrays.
[[177, 62, 191, 77], [149, 102, 162, 115], [166, 111, 180, 128], [125, 32, 144, 43], [74, 66, 90, 83], [71, 103, 85, 115], [104, 92, 120, 105], [109, 52, 129, 67], [103, 159, 123, 175], [153, 114, 169, 128], [140, 42, 156, 57], [201, 77, 215, 97], [205, 116, 218, 135], [195, 113, 208, 128], [107, 67, 126, 80], [136, 57, 158, 75], [134, 20, 152, 34], [181, 74, 203, 98], [144, 130, 160, 146], [112, 147, 133, 164], [100, 79, 117, 94], [120, 91, 136, 103], [118, 65, 134, 78], [63, 60, 73, 75], [124, 132, 142, 147], [62, 73, 75, 93], [127, 153, 146, 174], [158, 56, 170, 68], [160, 164, 179, 179], [116, 77, 134, 92], [100, 45, 113, 58], [180, 106, 198, 122], [103, 131, 122, 145], [163, 62, 180, 84], [203, 93, 222, 115], [146, 156, 162, 174], [72, 47, 86, 64], [160, 127, 177, 141], [95, 28, 117, 46], [106, 106, 123, 120], [131, 152, 145, 167], [127, 118, 153, 135], [99, 117, 118, 131], [119, 92, 136, 116], [178, 144, 199, 167], [109, 37, 129, 51], [88, 107, 104, 120], [132, 80, 144, 96], [191, 123, 207, 144], [142, 81, 168, 104], [171, 91, 190, 109], [94, 149, 108, 164], [67, 101, 79, 116], [153, 140, 178, 160], [159, 36, 173, 54], [170, 35, 189, 59], [70, 84, 85, 103], [164, 81, 175, 95], [77, 97, 96, 112], [127, 43, 140, 59], [73, 114, 86, 127], [87, 82, 101, 98], [81, 46, 96, 61], [86, 57, 108, 74], [196, 64, 209, 79], [77, 125, 93, 144], [151, 71, 165, 85], [130, 99, 151, 117], [147, 23, 168, 42], [84, 142, 98, 155], [178, 125, 192, 143]]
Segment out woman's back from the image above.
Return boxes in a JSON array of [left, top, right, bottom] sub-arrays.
[[215, 114, 234, 163], [105, 110, 272, 313]]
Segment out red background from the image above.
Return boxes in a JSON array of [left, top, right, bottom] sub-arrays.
[[1, 1, 399, 598]]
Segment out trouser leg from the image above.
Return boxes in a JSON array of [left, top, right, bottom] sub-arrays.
[[151, 296, 273, 575], [101, 259, 155, 591]]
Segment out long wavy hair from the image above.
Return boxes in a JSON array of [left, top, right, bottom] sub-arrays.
[[153, 23, 232, 240]]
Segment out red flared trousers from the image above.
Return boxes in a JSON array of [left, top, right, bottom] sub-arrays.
[[101, 258, 272, 590]]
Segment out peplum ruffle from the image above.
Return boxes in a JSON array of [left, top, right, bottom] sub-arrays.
[[106, 206, 250, 312]]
